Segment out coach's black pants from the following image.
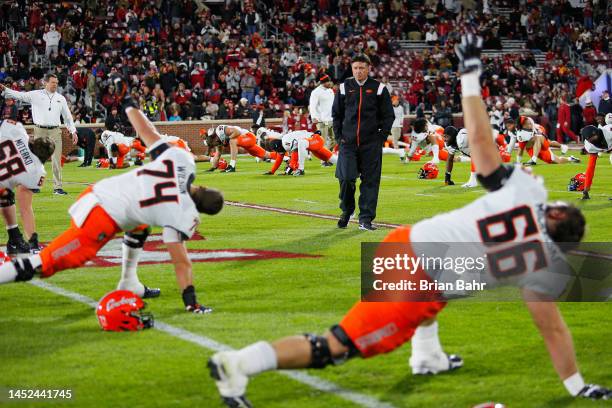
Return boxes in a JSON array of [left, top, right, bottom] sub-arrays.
[[77, 133, 96, 166], [335, 142, 382, 223]]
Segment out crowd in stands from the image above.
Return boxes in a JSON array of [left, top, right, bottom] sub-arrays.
[[0, 0, 610, 142]]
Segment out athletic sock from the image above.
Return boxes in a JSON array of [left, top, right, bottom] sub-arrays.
[[431, 144, 440, 161], [411, 321, 444, 357], [117, 243, 144, 296], [230, 160, 236, 168], [236, 341, 278, 376]]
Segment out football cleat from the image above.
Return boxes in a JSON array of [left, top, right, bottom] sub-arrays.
[[462, 180, 478, 188], [578, 384, 611, 400], [410, 353, 463, 375], [28, 233, 41, 254], [569, 155, 580, 163], [283, 166, 293, 176], [293, 169, 305, 176], [523, 159, 537, 166], [6, 237, 31, 257], [561, 144, 569, 154], [359, 222, 378, 231], [53, 189, 68, 195], [142, 286, 161, 299], [223, 166, 236, 173], [208, 352, 252, 408], [186, 304, 213, 313], [321, 161, 333, 167]]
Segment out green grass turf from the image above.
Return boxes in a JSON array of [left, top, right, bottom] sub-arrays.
[[0, 154, 610, 408]]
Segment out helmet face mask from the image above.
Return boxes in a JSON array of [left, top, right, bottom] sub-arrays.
[[567, 173, 586, 191], [418, 163, 439, 179]]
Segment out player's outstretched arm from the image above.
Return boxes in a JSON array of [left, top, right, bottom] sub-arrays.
[[523, 289, 611, 400], [456, 34, 501, 178], [125, 107, 162, 147], [111, 76, 162, 147]]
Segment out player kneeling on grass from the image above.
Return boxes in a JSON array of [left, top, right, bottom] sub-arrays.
[[208, 35, 611, 407], [573, 123, 612, 200], [406, 119, 448, 164], [0, 120, 55, 255], [444, 127, 510, 188], [100, 130, 134, 169], [0, 80, 224, 314], [207, 125, 280, 173], [506, 118, 579, 166], [258, 127, 337, 176]]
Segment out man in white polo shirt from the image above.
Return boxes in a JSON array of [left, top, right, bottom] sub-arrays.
[[1, 73, 78, 195], [308, 74, 335, 149]]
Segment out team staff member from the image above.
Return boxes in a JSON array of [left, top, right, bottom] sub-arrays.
[[309, 74, 335, 149], [76, 127, 96, 167], [333, 54, 395, 231], [0, 74, 77, 195]]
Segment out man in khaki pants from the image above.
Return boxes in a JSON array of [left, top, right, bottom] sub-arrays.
[[308, 74, 335, 152], [1, 74, 77, 195]]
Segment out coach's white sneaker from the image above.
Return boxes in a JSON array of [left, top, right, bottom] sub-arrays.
[[462, 180, 478, 188], [209, 351, 252, 408], [410, 352, 463, 375], [561, 144, 569, 154]]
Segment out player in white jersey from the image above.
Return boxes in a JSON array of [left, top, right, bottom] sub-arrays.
[[406, 119, 449, 164], [208, 35, 610, 407], [574, 124, 612, 199], [258, 128, 337, 176], [208, 125, 279, 173], [100, 130, 135, 169], [0, 120, 55, 255], [444, 126, 510, 187], [0, 82, 225, 313]]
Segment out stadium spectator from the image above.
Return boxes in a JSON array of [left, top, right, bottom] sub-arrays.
[[582, 99, 597, 126], [599, 90, 612, 115], [43, 24, 61, 57]]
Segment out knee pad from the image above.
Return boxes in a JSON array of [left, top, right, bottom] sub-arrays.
[[0, 189, 15, 207], [123, 226, 151, 248], [14, 258, 37, 282]]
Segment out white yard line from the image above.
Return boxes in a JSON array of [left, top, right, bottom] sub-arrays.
[[28, 279, 397, 408], [225, 201, 401, 229]]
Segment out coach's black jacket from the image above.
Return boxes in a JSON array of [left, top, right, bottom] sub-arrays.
[[332, 76, 395, 147]]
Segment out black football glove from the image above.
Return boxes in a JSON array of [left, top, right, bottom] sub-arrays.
[[263, 171, 274, 175], [454, 34, 484, 75], [444, 172, 455, 185], [578, 384, 611, 400], [110, 75, 139, 110], [581, 190, 590, 200], [205, 167, 216, 172], [182, 285, 213, 314]]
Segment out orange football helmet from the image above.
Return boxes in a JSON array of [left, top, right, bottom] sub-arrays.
[[96, 290, 154, 332]]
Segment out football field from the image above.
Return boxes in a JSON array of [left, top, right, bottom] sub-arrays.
[[1, 155, 610, 408]]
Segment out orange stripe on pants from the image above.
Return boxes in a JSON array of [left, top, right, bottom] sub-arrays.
[[339, 226, 446, 358], [40, 187, 121, 277]]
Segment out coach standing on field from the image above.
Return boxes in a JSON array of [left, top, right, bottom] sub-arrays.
[[1, 74, 77, 195], [333, 54, 394, 231]]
